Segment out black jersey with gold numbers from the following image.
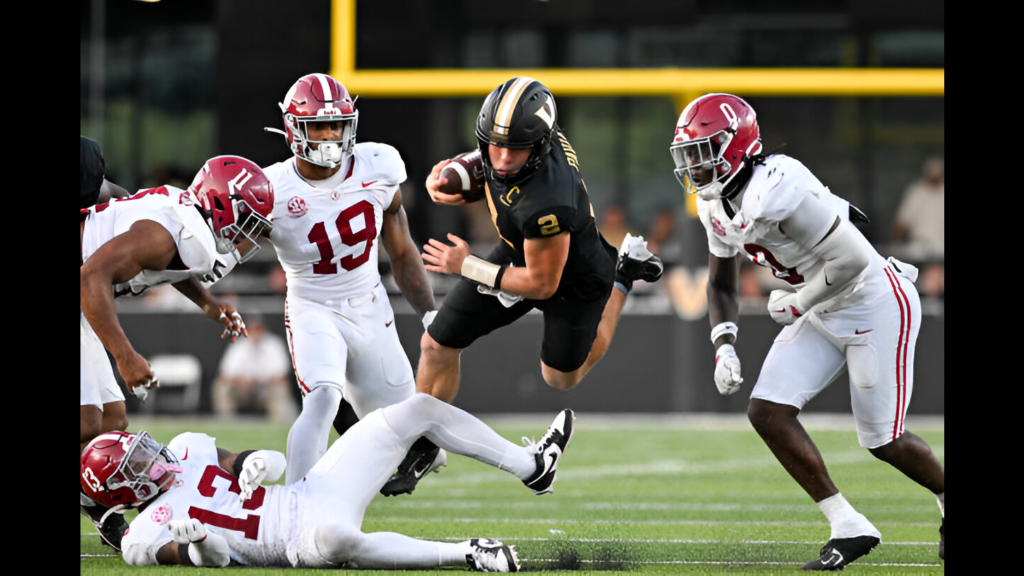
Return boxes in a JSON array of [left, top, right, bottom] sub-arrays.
[[483, 130, 615, 301]]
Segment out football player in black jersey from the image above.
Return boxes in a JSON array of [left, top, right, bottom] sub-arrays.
[[378, 77, 663, 497]]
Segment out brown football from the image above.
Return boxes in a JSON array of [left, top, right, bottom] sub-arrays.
[[439, 149, 486, 203]]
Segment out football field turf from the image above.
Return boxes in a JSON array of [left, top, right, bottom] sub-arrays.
[[81, 414, 944, 574]]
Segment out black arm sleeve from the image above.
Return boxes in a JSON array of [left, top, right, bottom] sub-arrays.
[[231, 450, 257, 477]]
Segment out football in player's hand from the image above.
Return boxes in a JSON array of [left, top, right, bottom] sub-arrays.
[[439, 149, 486, 203]]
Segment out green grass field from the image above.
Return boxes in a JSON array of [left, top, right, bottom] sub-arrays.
[[81, 414, 944, 574]]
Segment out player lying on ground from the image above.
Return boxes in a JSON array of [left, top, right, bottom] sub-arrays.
[[80, 393, 575, 571], [671, 93, 945, 569]]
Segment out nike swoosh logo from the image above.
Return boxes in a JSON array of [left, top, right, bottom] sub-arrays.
[[362, 180, 378, 187], [182, 447, 189, 461], [385, 319, 394, 327], [821, 550, 843, 566], [410, 456, 434, 479], [855, 329, 873, 334]]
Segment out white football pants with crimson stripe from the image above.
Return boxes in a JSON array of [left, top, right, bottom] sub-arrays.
[[752, 259, 921, 449], [284, 282, 415, 415]]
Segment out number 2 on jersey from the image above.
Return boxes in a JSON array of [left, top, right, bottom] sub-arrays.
[[307, 200, 377, 274], [187, 465, 266, 540]]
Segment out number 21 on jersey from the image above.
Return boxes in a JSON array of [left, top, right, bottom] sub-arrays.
[[306, 200, 377, 274]]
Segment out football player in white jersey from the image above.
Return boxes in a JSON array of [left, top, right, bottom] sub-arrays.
[[80, 155, 275, 551], [670, 94, 945, 568], [262, 73, 441, 491], [80, 394, 576, 572]]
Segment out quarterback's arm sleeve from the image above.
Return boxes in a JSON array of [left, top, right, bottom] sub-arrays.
[[782, 197, 871, 311], [521, 205, 575, 239]]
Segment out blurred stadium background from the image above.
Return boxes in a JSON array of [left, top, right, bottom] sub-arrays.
[[80, 0, 943, 418]]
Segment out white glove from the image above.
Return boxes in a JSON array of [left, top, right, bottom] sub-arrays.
[[238, 456, 268, 504], [768, 289, 804, 326], [422, 310, 438, 330], [169, 518, 207, 545], [714, 344, 743, 395], [477, 285, 524, 308]]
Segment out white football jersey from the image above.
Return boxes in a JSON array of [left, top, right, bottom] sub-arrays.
[[697, 155, 886, 310], [263, 142, 406, 302], [121, 433, 296, 567], [81, 186, 232, 297]]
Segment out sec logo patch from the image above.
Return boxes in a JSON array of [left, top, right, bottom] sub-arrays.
[[150, 504, 173, 525], [288, 196, 308, 218]]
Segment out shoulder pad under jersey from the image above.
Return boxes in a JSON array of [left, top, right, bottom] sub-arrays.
[[744, 155, 827, 223], [353, 142, 407, 187]]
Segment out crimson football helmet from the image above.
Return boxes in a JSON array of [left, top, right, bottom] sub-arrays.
[[189, 155, 275, 264], [80, 431, 181, 515], [266, 73, 358, 170], [669, 93, 762, 201]]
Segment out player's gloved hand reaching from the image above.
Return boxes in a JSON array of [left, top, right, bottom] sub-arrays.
[[714, 344, 743, 395], [767, 289, 803, 326], [169, 518, 208, 544], [238, 455, 269, 504], [235, 450, 287, 504]]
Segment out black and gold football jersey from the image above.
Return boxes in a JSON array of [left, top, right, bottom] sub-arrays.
[[482, 131, 615, 300]]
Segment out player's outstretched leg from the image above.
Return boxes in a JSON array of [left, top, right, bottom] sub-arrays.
[[315, 524, 520, 571], [379, 394, 575, 496]]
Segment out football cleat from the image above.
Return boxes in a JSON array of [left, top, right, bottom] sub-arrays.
[[380, 438, 447, 497], [802, 535, 880, 571], [81, 504, 128, 552], [522, 409, 575, 495], [938, 518, 944, 560], [615, 233, 664, 292], [465, 538, 520, 572]]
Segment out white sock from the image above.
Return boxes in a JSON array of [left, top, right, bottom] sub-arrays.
[[936, 492, 944, 517], [818, 493, 880, 540]]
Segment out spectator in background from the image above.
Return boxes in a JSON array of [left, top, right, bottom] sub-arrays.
[[892, 157, 944, 298], [598, 204, 635, 249], [212, 314, 298, 423], [646, 207, 685, 267], [892, 157, 944, 261]]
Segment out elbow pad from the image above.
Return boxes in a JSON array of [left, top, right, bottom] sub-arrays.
[[188, 532, 231, 567], [795, 219, 871, 311]]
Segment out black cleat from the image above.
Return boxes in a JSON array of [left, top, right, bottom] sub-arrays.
[[82, 504, 128, 552], [465, 538, 521, 572], [522, 409, 575, 495], [380, 437, 446, 497], [615, 234, 664, 292], [938, 518, 944, 560], [802, 535, 880, 571]]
